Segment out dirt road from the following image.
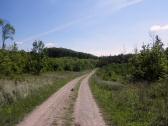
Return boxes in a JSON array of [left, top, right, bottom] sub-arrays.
[[17, 71, 106, 126], [17, 75, 85, 126], [74, 70, 106, 126]]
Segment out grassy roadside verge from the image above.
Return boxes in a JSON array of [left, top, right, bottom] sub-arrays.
[[90, 75, 148, 126], [0, 71, 85, 126], [90, 73, 168, 126]]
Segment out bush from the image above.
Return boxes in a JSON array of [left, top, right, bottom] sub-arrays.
[[97, 63, 131, 82], [130, 36, 168, 82], [43, 57, 97, 72]]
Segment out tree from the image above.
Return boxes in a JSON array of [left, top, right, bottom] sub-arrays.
[[165, 47, 168, 59], [1, 22, 15, 49], [130, 35, 167, 82], [32, 40, 45, 54], [0, 19, 3, 26], [11, 42, 18, 51], [30, 40, 45, 75]]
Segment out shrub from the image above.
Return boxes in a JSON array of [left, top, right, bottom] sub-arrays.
[[130, 36, 168, 82]]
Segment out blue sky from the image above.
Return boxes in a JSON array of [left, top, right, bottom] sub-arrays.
[[0, 0, 168, 56]]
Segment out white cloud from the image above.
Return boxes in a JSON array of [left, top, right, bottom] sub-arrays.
[[45, 42, 57, 47], [150, 24, 168, 32], [118, 0, 143, 9], [20, 16, 92, 43], [96, 0, 143, 10]]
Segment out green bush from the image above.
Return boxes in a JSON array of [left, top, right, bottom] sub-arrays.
[[43, 57, 97, 72], [0, 49, 97, 77], [130, 36, 168, 82], [97, 63, 130, 83]]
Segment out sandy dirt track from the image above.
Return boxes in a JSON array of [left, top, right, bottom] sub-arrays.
[[74, 70, 106, 126], [17, 75, 85, 126]]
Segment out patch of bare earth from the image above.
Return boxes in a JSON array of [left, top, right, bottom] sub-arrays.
[[17, 75, 86, 126], [74, 70, 106, 126]]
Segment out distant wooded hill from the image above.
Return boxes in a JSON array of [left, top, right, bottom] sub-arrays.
[[45, 47, 97, 59]]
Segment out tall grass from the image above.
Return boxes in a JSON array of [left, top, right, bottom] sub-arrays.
[[90, 71, 168, 126], [0, 71, 84, 126]]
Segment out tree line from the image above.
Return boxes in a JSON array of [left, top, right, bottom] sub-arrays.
[[98, 54, 133, 67], [0, 18, 97, 77], [0, 41, 97, 76], [99, 35, 168, 83], [45, 47, 97, 59]]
